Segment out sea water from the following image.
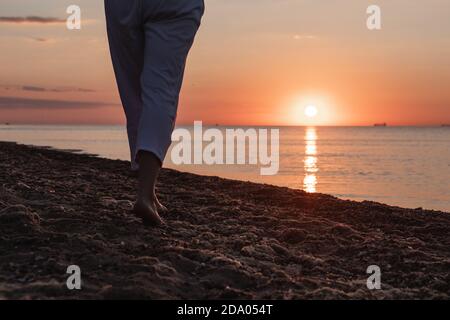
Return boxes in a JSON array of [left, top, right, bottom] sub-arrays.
[[1, 125, 449, 212]]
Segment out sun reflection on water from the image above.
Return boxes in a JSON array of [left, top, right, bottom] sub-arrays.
[[303, 127, 318, 193]]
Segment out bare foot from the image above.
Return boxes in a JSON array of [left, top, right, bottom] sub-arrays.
[[133, 199, 164, 226], [154, 195, 168, 213]]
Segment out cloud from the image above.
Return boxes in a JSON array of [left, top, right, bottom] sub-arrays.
[[51, 87, 96, 93], [31, 37, 53, 43], [22, 86, 47, 92], [0, 96, 116, 109], [0, 16, 65, 24], [0, 85, 96, 93]]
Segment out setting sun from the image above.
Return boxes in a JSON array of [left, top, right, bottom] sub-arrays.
[[305, 105, 318, 118]]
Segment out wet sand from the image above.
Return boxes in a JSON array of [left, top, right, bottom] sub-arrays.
[[0, 141, 449, 299]]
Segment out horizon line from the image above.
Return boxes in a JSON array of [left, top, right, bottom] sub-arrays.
[[1, 123, 449, 128]]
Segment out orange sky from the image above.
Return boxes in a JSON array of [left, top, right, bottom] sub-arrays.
[[0, 0, 449, 126]]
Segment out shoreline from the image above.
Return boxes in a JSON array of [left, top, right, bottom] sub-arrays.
[[1, 141, 449, 299]]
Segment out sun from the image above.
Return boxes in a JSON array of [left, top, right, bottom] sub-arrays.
[[305, 105, 318, 118]]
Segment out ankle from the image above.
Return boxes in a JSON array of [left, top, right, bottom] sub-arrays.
[[137, 193, 155, 204]]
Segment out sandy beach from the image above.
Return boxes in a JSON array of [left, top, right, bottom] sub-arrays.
[[0, 141, 449, 299]]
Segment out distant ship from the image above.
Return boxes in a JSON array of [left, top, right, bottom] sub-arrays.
[[442, 124, 450, 127], [374, 123, 387, 127]]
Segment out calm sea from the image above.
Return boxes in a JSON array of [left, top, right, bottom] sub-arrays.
[[1, 125, 449, 212]]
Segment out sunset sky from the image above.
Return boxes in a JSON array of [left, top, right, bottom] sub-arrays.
[[0, 0, 449, 126]]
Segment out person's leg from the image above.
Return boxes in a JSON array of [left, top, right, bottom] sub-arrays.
[[133, 0, 204, 223], [136, 0, 204, 164], [105, 0, 164, 225], [134, 150, 164, 226], [104, 0, 144, 171]]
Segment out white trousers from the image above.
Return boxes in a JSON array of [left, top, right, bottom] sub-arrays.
[[105, 0, 204, 169]]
